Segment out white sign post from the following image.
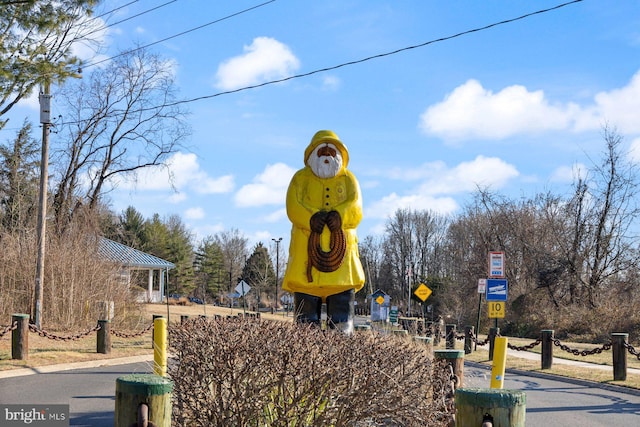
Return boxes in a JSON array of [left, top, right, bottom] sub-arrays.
[[478, 278, 487, 294]]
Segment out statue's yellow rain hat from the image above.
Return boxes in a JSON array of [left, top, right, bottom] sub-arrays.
[[304, 130, 349, 167]]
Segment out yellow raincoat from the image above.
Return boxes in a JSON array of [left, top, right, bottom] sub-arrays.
[[282, 130, 365, 299]]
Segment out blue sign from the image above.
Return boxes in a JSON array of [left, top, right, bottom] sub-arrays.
[[486, 279, 508, 301]]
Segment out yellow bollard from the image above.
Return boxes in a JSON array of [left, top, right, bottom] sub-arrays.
[[490, 336, 508, 388], [153, 317, 167, 376]]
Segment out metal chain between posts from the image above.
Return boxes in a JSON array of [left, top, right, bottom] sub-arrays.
[[552, 338, 612, 356], [471, 333, 490, 346], [623, 341, 640, 361], [28, 323, 101, 341], [110, 322, 154, 338], [507, 338, 542, 351], [0, 322, 18, 339]]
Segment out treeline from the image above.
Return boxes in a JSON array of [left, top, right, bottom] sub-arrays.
[[102, 207, 278, 310], [361, 128, 640, 341]]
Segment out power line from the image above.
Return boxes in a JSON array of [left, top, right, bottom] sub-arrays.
[[94, 0, 141, 20], [146, 0, 587, 110], [83, 0, 277, 69], [83, 1, 178, 39], [50, 0, 584, 128]]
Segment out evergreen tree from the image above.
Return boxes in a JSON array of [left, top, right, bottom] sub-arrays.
[[0, 1, 99, 126], [165, 214, 195, 296], [0, 120, 39, 231], [242, 242, 276, 308], [194, 237, 225, 302], [118, 206, 147, 249]]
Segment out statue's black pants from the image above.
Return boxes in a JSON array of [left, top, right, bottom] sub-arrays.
[[293, 289, 354, 329]]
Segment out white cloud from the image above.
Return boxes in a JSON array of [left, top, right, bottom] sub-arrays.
[[580, 70, 640, 134], [419, 79, 572, 140], [628, 137, 640, 163], [263, 208, 287, 223], [117, 152, 235, 194], [215, 37, 300, 91], [322, 75, 341, 91], [184, 207, 205, 220], [421, 156, 519, 194], [168, 192, 187, 203], [388, 156, 518, 194], [419, 70, 640, 141], [366, 156, 518, 220], [366, 193, 459, 220], [234, 163, 296, 207], [550, 163, 587, 183]]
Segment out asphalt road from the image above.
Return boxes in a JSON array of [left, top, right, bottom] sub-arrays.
[[0, 360, 639, 426], [465, 363, 640, 426]]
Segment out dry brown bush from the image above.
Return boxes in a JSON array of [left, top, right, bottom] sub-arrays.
[[0, 230, 145, 330], [169, 318, 454, 427]]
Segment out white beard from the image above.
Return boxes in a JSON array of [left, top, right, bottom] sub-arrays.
[[308, 145, 343, 178]]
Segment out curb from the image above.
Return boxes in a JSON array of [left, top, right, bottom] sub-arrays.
[[465, 360, 640, 397]]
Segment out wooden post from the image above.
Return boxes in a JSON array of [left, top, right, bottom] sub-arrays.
[[11, 314, 29, 360], [541, 329, 554, 370], [97, 319, 111, 354], [446, 324, 457, 349], [464, 326, 474, 354], [434, 349, 464, 388], [612, 333, 628, 381], [488, 327, 500, 361], [455, 388, 526, 427], [115, 374, 173, 427]]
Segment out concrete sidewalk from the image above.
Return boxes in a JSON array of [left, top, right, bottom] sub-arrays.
[[475, 342, 640, 375]]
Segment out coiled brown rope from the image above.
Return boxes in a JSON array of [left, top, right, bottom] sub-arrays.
[[307, 210, 346, 282]]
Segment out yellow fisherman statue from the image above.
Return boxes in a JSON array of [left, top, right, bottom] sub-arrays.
[[282, 130, 365, 333]]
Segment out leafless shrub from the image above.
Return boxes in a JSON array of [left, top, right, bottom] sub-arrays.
[[169, 318, 454, 427], [0, 228, 145, 330]]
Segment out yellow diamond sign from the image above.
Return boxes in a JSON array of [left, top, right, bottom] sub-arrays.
[[375, 295, 385, 305], [414, 283, 432, 302]]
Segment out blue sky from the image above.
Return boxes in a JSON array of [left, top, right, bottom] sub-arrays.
[[10, 0, 640, 249]]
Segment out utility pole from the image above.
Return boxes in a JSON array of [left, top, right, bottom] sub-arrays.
[[34, 81, 51, 329], [272, 237, 282, 311]]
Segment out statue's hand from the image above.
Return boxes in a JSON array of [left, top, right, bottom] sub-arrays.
[[310, 211, 328, 233], [326, 210, 342, 232]]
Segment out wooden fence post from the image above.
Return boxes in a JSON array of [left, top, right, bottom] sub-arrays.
[[11, 314, 29, 360], [464, 326, 474, 354], [97, 319, 111, 354], [541, 330, 554, 370], [455, 388, 526, 427], [115, 374, 173, 427], [612, 333, 628, 381], [434, 349, 464, 388], [446, 324, 457, 349]]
